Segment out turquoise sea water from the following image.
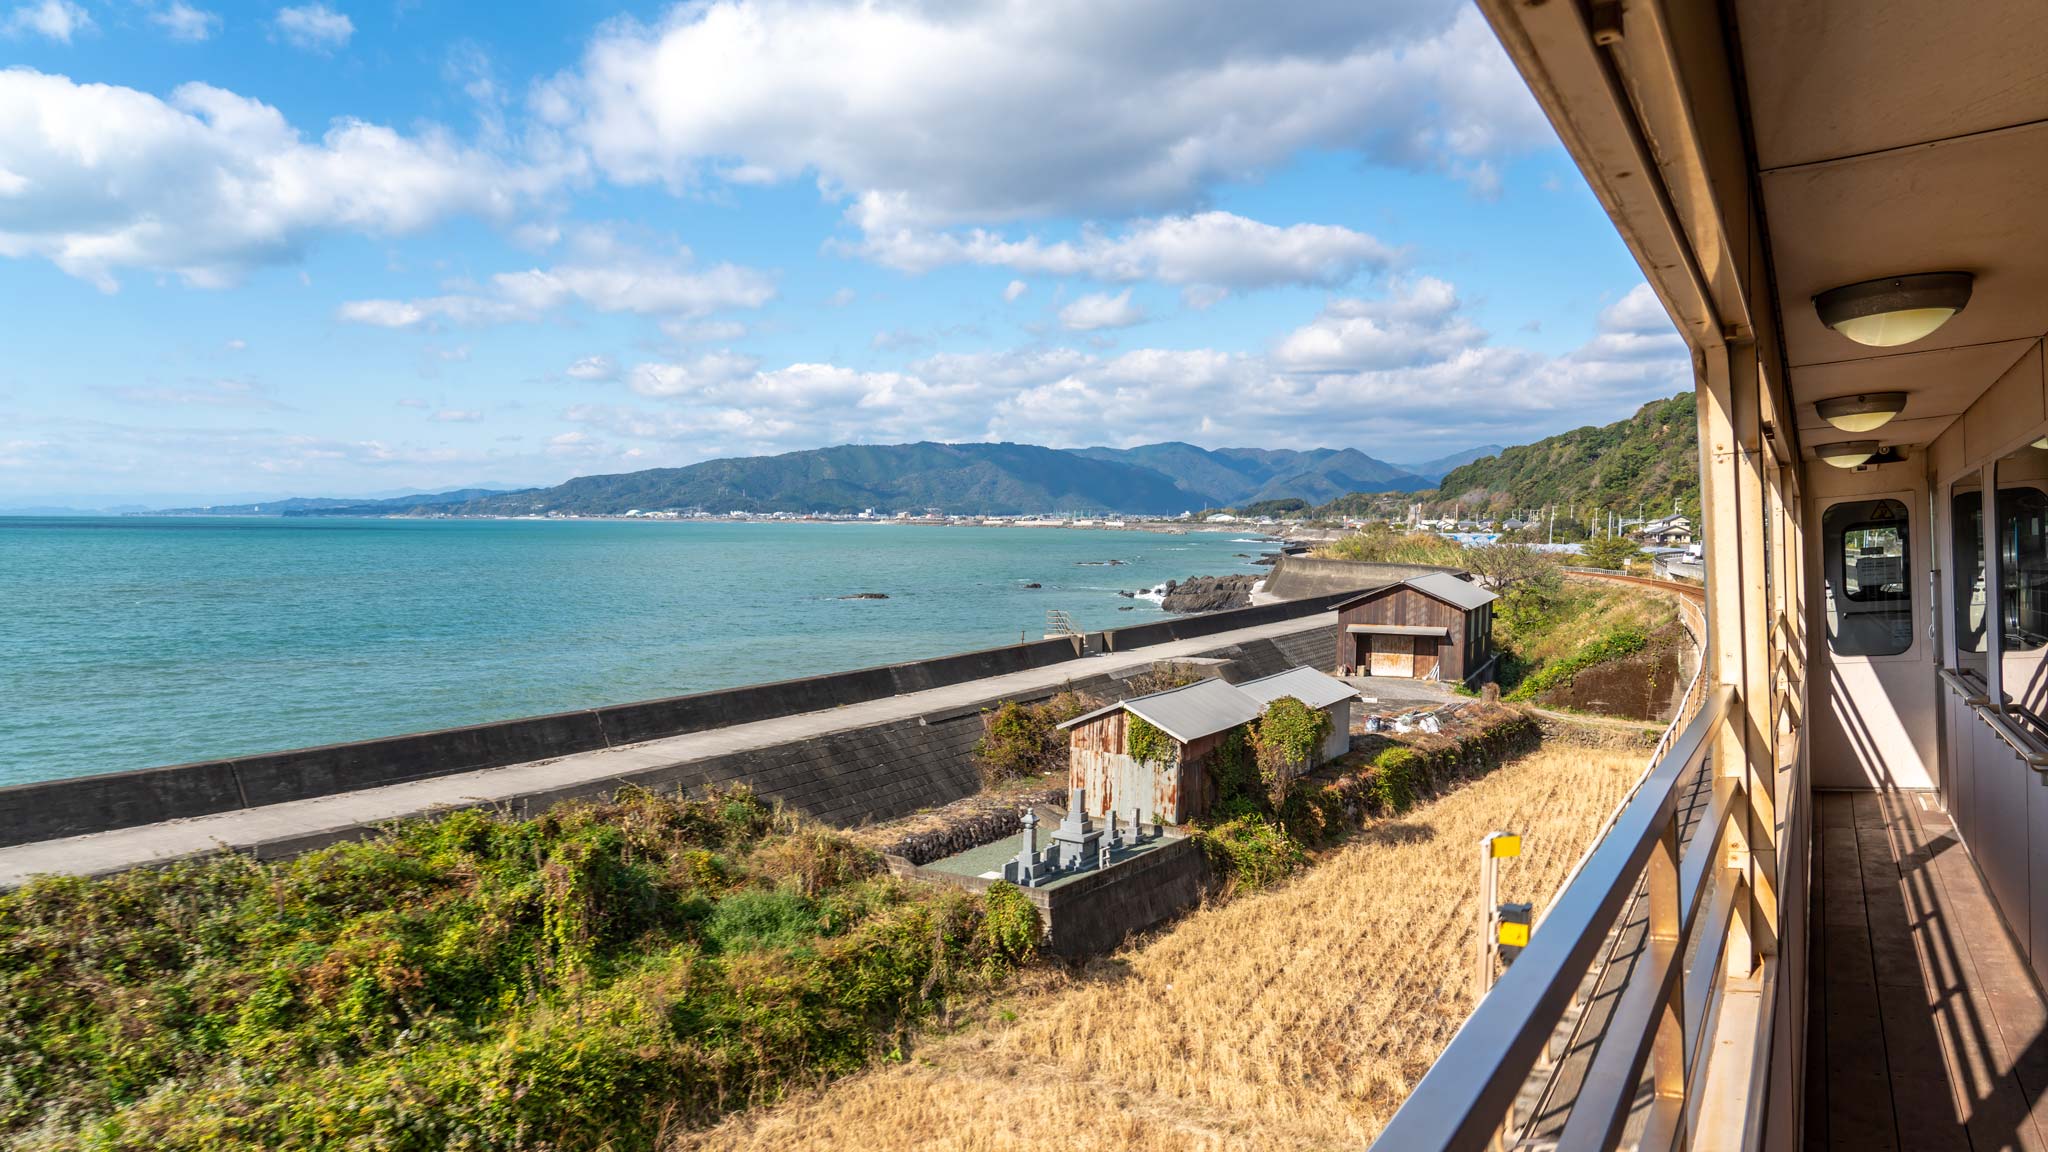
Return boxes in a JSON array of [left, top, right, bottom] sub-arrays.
[[0, 517, 1274, 787]]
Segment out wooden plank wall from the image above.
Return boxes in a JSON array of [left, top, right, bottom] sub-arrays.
[[1336, 587, 1470, 681]]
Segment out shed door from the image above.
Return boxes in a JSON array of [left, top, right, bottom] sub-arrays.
[[1369, 634, 1414, 677], [1415, 637, 1441, 680]]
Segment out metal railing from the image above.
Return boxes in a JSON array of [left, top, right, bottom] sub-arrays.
[[1372, 684, 1739, 1150], [1941, 665, 2048, 768]]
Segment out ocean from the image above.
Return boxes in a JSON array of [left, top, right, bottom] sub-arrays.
[[0, 517, 1276, 787]]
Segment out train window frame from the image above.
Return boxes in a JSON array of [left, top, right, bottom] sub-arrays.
[[1822, 497, 1914, 659], [1952, 480, 1987, 675]]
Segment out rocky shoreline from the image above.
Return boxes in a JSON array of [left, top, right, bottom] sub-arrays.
[[1159, 573, 1261, 612]]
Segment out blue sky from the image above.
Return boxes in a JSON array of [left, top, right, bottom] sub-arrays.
[[0, 0, 1687, 507]]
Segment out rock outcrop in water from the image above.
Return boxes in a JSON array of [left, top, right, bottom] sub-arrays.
[[1160, 573, 1259, 613]]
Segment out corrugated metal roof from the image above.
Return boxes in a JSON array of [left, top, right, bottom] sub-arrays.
[[1236, 666, 1360, 711], [1122, 678, 1266, 743], [1407, 571, 1498, 609], [1338, 571, 1499, 612], [1059, 668, 1358, 743], [1057, 677, 1262, 743]]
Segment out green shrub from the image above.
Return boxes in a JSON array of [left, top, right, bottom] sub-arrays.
[[703, 888, 824, 953], [1251, 696, 1330, 805], [1579, 534, 1644, 571], [1368, 747, 1424, 814], [1207, 725, 1260, 809], [973, 689, 1097, 785], [975, 882, 1042, 977], [1195, 814, 1307, 892]]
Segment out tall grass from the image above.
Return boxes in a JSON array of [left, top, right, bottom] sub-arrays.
[[678, 741, 1644, 1150]]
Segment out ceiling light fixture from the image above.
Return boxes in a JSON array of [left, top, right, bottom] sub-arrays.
[[1815, 392, 1908, 433], [1814, 272, 1973, 347], [1815, 441, 1881, 469]]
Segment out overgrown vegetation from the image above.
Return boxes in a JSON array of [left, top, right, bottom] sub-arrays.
[[1194, 701, 1539, 893], [973, 690, 1096, 785], [1249, 696, 1331, 807], [1125, 714, 1172, 765], [0, 787, 1039, 1150], [1491, 578, 1678, 695], [1314, 523, 1469, 567], [1506, 627, 1650, 701]]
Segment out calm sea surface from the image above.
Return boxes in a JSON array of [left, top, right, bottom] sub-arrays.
[[0, 517, 1275, 787]]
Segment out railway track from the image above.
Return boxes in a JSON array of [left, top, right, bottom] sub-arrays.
[[1559, 565, 1706, 604]]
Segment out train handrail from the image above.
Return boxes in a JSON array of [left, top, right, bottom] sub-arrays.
[[1372, 685, 1737, 1151]]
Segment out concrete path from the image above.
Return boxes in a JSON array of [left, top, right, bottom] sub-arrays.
[[0, 612, 1337, 887]]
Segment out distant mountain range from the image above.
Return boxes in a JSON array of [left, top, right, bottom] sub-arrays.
[[154, 488, 516, 516], [210, 440, 1504, 518]]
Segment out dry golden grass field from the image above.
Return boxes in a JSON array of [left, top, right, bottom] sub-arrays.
[[676, 740, 1645, 1151]]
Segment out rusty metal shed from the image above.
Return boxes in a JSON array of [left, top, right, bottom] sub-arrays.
[[1057, 669, 1357, 825]]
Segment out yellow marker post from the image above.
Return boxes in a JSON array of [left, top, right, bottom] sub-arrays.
[[1477, 831, 1515, 999]]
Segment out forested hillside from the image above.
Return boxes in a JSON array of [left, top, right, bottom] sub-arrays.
[[1429, 392, 1699, 521]]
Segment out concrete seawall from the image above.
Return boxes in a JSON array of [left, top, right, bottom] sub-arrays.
[[1255, 555, 1469, 602], [0, 603, 1351, 882]]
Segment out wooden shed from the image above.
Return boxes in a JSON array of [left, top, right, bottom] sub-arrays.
[[1333, 571, 1498, 685], [1057, 669, 1359, 826]]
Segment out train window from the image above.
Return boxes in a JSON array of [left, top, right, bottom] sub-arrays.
[[1823, 499, 1912, 657], [1994, 443, 2048, 720]]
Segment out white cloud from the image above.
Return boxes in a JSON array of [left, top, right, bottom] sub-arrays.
[[430, 409, 482, 422], [826, 287, 856, 307], [224, 338, 247, 351], [847, 209, 1393, 289], [1059, 289, 1146, 332], [542, 1, 1544, 226], [493, 260, 775, 317], [565, 354, 618, 381], [6, 0, 91, 41], [1598, 283, 1674, 335], [545, 281, 1687, 464], [0, 70, 554, 289], [625, 352, 761, 398], [151, 1, 220, 41], [1271, 277, 1485, 372], [339, 239, 775, 328], [1003, 279, 1027, 303], [274, 3, 350, 52]]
